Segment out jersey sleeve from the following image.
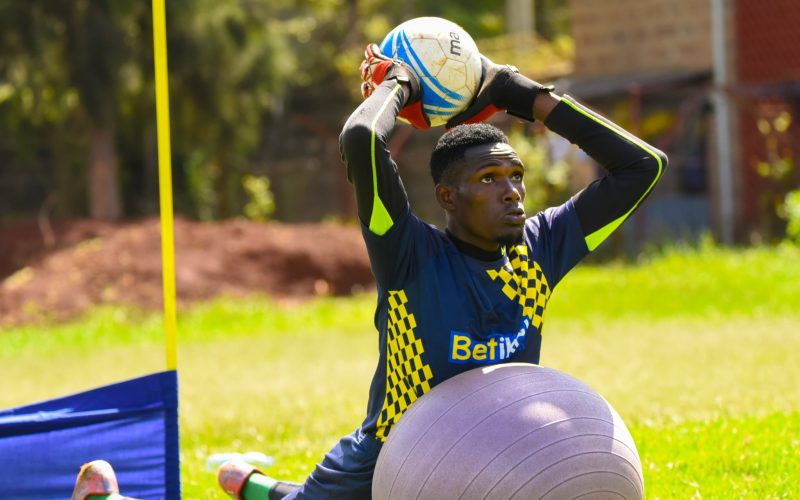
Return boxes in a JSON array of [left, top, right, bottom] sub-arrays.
[[527, 198, 589, 288], [340, 81, 441, 289], [544, 96, 669, 251], [360, 210, 441, 289], [339, 80, 412, 236]]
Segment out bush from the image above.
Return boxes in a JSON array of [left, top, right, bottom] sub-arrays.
[[784, 189, 800, 245]]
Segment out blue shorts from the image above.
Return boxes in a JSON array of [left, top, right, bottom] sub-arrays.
[[284, 428, 382, 500]]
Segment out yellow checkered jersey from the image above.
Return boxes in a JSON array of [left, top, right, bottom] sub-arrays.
[[360, 201, 588, 442]]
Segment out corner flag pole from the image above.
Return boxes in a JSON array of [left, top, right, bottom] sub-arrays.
[[152, 0, 178, 370]]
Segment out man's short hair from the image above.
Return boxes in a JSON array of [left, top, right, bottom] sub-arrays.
[[429, 123, 509, 184]]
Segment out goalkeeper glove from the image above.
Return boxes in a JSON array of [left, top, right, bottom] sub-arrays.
[[359, 43, 430, 130], [446, 55, 554, 128]]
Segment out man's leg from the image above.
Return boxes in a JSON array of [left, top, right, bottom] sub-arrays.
[[284, 427, 381, 500], [219, 428, 381, 500], [218, 461, 301, 500]]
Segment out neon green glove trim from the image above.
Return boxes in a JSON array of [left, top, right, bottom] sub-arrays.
[[368, 84, 403, 235], [561, 96, 665, 251]]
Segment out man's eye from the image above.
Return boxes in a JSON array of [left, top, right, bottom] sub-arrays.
[[512, 172, 524, 181], [480, 175, 494, 184]]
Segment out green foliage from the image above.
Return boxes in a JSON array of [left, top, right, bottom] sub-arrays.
[[752, 107, 798, 241], [783, 189, 800, 244], [0, 3, 94, 216], [1, 1, 575, 221], [242, 175, 276, 221], [478, 33, 574, 81], [507, 128, 570, 215], [402, 1, 506, 38], [0, 1, 295, 219], [183, 152, 218, 221], [165, 0, 294, 218]]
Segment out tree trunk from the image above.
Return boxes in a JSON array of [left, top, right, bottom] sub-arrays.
[[88, 122, 122, 219]]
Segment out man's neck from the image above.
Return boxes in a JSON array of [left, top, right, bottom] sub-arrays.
[[446, 230, 504, 261]]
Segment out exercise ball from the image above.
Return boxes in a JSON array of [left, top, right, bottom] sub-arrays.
[[372, 363, 643, 500]]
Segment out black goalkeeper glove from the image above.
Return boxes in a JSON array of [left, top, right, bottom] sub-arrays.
[[446, 55, 554, 128]]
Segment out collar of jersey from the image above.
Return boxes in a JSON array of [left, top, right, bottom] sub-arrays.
[[446, 230, 505, 262]]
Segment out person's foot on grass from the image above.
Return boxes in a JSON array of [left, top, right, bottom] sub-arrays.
[[218, 460, 264, 499], [71, 460, 120, 500]]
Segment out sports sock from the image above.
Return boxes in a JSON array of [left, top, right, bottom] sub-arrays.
[[241, 473, 276, 499], [241, 474, 301, 500]]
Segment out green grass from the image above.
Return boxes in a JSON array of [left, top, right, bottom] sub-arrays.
[[1, 245, 799, 498], [548, 242, 800, 321], [633, 413, 799, 499]]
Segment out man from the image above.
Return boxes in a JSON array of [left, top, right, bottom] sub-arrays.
[[216, 43, 667, 499], [73, 43, 666, 500]]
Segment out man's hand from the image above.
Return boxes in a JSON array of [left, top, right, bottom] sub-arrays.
[[359, 44, 430, 130], [446, 55, 554, 128]]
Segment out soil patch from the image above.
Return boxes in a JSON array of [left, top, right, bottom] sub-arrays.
[[0, 217, 374, 326]]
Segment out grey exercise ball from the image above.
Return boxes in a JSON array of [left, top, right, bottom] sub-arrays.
[[372, 363, 643, 500]]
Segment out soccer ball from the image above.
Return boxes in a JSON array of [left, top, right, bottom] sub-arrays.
[[380, 17, 482, 127]]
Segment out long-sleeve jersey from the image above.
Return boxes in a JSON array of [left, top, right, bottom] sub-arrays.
[[339, 81, 667, 441]]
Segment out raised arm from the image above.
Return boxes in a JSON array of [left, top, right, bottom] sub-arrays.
[[339, 45, 423, 236], [340, 81, 411, 235], [448, 58, 667, 252], [541, 94, 667, 250]]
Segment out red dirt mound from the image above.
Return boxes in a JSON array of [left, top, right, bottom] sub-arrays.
[[0, 217, 374, 326]]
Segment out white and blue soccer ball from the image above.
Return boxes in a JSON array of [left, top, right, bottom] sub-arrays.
[[380, 17, 482, 127]]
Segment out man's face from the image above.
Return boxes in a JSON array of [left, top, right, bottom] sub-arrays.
[[438, 142, 527, 252]]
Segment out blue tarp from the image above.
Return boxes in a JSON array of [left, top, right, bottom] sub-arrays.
[[0, 371, 180, 499]]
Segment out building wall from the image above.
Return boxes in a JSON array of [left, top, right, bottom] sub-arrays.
[[735, 0, 800, 83], [564, 0, 716, 249], [734, 0, 800, 239], [569, 0, 711, 77]]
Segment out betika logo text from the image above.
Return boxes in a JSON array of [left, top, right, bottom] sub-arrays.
[[448, 318, 530, 365]]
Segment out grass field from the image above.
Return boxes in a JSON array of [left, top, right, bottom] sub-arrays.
[[1, 244, 799, 498]]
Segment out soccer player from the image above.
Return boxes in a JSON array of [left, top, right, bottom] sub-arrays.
[[218, 43, 667, 499]]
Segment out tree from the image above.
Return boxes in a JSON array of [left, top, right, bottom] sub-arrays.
[[0, 1, 150, 220], [62, 1, 134, 219], [0, 0, 573, 222], [165, 0, 293, 218], [0, 1, 292, 220]]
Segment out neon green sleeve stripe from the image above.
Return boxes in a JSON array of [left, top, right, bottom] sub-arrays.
[[368, 84, 403, 235], [561, 96, 664, 251]]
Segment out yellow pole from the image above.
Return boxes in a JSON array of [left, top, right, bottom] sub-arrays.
[[152, 0, 178, 370]]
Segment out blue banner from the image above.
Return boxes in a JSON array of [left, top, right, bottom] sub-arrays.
[[0, 371, 180, 499]]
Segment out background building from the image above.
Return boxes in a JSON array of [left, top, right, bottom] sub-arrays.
[[563, 0, 800, 246]]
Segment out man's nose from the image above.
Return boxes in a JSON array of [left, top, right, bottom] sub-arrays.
[[501, 179, 522, 203]]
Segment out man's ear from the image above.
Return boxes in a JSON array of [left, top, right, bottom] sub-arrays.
[[435, 183, 457, 211]]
